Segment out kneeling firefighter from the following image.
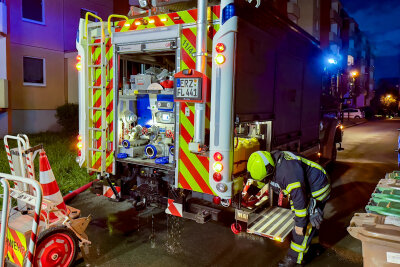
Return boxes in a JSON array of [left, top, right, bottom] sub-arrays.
[[244, 151, 331, 267]]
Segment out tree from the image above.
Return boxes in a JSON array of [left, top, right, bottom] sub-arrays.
[[380, 94, 397, 115]]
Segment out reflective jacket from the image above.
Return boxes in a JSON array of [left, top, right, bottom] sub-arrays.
[[269, 151, 330, 228]]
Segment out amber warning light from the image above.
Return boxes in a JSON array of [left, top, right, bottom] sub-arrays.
[[76, 55, 82, 71]]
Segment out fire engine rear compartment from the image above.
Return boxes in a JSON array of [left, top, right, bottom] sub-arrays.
[[116, 50, 177, 171]]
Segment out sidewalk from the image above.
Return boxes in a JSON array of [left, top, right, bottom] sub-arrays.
[[342, 118, 368, 128]]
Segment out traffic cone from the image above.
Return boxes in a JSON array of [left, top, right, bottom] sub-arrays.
[[39, 151, 68, 221]]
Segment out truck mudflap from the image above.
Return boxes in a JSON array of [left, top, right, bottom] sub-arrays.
[[245, 206, 294, 242]]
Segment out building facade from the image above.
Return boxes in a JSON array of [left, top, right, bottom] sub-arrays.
[[295, 0, 375, 108], [0, 0, 113, 137]]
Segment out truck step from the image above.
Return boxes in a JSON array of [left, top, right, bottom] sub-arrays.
[[246, 206, 294, 242]]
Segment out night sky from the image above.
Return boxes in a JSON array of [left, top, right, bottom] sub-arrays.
[[341, 0, 400, 82]]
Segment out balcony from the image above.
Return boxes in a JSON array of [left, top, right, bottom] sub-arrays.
[[329, 31, 342, 47], [0, 1, 6, 35], [330, 9, 342, 26], [287, 2, 300, 23]]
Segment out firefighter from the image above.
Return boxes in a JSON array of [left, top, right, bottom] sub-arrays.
[[244, 151, 330, 267]]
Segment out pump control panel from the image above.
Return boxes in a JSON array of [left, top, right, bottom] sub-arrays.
[[174, 69, 209, 103]]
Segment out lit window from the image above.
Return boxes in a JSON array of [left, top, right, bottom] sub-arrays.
[[347, 55, 354, 66], [22, 0, 44, 24], [23, 57, 46, 86]]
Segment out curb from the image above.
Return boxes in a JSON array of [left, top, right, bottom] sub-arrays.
[[343, 120, 368, 129]]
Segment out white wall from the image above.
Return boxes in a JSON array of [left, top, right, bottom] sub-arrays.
[[0, 36, 6, 80], [12, 110, 61, 134], [65, 52, 78, 104]]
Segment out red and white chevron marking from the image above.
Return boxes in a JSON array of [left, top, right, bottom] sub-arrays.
[[165, 199, 183, 217], [103, 186, 121, 199]]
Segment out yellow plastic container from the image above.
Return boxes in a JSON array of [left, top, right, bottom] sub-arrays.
[[233, 138, 260, 174], [233, 138, 246, 174]]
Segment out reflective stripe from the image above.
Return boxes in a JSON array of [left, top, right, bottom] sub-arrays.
[[286, 182, 301, 193], [316, 187, 331, 201], [292, 223, 313, 264], [283, 189, 288, 195], [256, 151, 271, 166], [294, 208, 307, 217], [283, 151, 300, 160], [290, 241, 305, 252], [300, 157, 326, 175], [312, 184, 330, 197]]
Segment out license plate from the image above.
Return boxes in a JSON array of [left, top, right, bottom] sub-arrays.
[[175, 78, 202, 101]]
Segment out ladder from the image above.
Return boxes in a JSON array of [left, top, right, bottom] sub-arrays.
[[84, 13, 108, 175]]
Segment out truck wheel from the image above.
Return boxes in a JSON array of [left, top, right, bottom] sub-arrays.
[[34, 226, 78, 267]]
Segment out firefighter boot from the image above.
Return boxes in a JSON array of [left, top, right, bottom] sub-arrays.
[[277, 256, 304, 267]]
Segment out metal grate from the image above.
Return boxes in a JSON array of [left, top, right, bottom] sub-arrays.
[[247, 206, 294, 242]]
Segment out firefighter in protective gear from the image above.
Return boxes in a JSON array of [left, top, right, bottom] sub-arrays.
[[245, 151, 330, 267]]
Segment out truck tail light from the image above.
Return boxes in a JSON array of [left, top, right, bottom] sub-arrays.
[[215, 43, 226, 53], [213, 196, 221, 205], [215, 54, 226, 65], [213, 162, 223, 172], [76, 55, 82, 71], [213, 172, 222, 182], [214, 152, 223, 161], [77, 142, 83, 150], [77, 135, 83, 155]]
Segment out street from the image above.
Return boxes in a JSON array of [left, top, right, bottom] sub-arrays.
[[72, 119, 400, 267]]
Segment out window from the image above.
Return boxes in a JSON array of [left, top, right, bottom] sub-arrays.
[[23, 56, 46, 86], [347, 55, 354, 66], [349, 39, 355, 49], [22, 0, 44, 24]]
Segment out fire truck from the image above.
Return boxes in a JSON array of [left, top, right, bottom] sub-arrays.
[[76, 0, 342, 242]]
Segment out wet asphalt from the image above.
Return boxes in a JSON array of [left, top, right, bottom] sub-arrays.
[[72, 119, 400, 267]]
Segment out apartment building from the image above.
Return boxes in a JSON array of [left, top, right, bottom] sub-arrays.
[[0, 0, 113, 137], [294, 0, 375, 108], [341, 10, 375, 107], [0, 0, 7, 137]]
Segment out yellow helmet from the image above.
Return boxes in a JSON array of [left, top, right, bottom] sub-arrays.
[[247, 151, 276, 181]]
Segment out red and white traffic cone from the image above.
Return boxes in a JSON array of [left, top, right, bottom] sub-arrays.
[[39, 151, 68, 221]]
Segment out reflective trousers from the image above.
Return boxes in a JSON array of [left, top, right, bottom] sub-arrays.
[[287, 201, 327, 264]]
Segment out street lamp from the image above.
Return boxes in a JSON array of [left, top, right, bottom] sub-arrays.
[[350, 71, 358, 77], [328, 58, 337, 65]]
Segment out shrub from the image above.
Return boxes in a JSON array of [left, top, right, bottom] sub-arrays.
[[56, 103, 79, 134]]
